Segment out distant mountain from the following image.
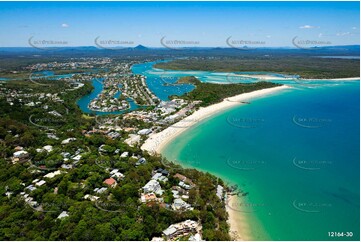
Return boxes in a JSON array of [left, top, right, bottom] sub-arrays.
[[133, 45, 148, 50]]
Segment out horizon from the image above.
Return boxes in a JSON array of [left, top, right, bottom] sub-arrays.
[[0, 44, 360, 48], [0, 1, 359, 48]]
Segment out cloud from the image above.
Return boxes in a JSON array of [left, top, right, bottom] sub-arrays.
[[336, 32, 351, 36], [61, 23, 69, 28], [266, 35, 271, 38], [318, 33, 323, 38], [299, 25, 319, 29], [352, 27, 357, 30]]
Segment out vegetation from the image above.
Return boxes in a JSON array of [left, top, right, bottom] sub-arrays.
[[155, 57, 360, 79], [171, 76, 281, 107]]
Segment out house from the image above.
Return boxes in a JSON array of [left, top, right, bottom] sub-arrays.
[[137, 128, 152, 135], [94, 187, 107, 194], [124, 134, 141, 147], [103, 177, 117, 188], [44, 170, 65, 179], [172, 198, 193, 211], [151, 237, 164, 241], [61, 164, 73, 169], [25, 184, 37, 192], [162, 220, 201, 240], [155, 168, 169, 176], [57, 211, 69, 219], [174, 173, 195, 187], [61, 138, 76, 145], [179, 181, 191, 190], [84, 194, 100, 201], [143, 180, 163, 195], [136, 157, 146, 166], [107, 131, 121, 139], [72, 154, 82, 161], [12, 150, 29, 163], [140, 192, 158, 203], [189, 233, 203, 241], [110, 169, 125, 181], [35, 180, 46, 187], [14, 146, 24, 151], [36, 145, 53, 153], [43, 145, 53, 152], [152, 173, 168, 183], [120, 152, 129, 158], [216, 185, 224, 200]]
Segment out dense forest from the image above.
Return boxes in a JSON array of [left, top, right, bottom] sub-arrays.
[[172, 77, 281, 107], [155, 56, 360, 79]]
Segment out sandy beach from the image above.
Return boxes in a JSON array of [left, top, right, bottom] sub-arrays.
[[301, 77, 360, 81], [141, 85, 290, 155], [233, 74, 295, 80], [226, 194, 254, 241], [234, 74, 360, 81]]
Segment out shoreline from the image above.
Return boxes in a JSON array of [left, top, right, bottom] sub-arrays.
[[141, 85, 290, 155], [141, 85, 290, 240], [300, 77, 360, 81], [233, 74, 360, 81], [226, 194, 254, 241]]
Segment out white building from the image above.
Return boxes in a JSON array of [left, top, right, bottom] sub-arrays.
[[137, 128, 152, 135], [162, 220, 201, 240], [172, 198, 193, 211], [61, 138, 76, 145], [143, 180, 163, 195], [57, 211, 69, 219], [44, 170, 65, 179]]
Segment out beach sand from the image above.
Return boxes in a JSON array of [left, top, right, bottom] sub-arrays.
[[226, 194, 254, 241], [141, 85, 290, 155], [234, 74, 360, 81]]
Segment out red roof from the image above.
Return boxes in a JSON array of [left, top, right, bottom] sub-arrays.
[[104, 177, 117, 186]]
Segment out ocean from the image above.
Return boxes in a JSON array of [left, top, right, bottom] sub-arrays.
[[162, 81, 360, 240]]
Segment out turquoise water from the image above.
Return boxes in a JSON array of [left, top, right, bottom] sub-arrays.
[[163, 81, 360, 240]]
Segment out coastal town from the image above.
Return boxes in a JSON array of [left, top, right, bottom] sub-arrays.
[[0, 57, 234, 241], [1, 1, 360, 241]]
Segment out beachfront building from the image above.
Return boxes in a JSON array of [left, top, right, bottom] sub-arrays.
[[216, 185, 224, 200], [137, 128, 152, 135], [124, 134, 141, 147], [162, 220, 202, 240]]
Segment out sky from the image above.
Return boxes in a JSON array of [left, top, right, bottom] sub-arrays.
[[0, 1, 359, 47]]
